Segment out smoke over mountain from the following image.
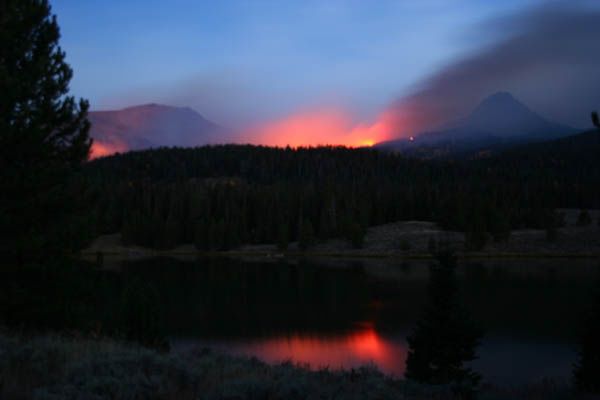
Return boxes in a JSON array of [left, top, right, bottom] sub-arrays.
[[89, 1, 600, 150], [383, 1, 600, 137]]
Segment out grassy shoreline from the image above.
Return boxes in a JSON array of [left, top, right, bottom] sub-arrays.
[[0, 332, 579, 400], [80, 248, 600, 262], [82, 220, 600, 263]]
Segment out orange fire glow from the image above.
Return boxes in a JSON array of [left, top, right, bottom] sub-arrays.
[[242, 108, 396, 148], [232, 325, 407, 376], [88, 105, 404, 159], [89, 140, 127, 159]]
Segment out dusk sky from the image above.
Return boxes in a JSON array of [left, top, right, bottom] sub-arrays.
[[52, 0, 600, 146]]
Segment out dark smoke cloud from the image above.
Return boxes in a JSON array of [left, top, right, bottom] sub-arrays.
[[387, 1, 600, 135]]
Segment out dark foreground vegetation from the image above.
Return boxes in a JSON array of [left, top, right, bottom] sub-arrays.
[[3, 255, 600, 399], [0, 332, 585, 400]]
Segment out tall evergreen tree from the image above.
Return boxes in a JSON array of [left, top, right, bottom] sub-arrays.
[[405, 251, 483, 394], [0, 0, 91, 265], [574, 283, 600, 394], [592, 111, 600, 129]]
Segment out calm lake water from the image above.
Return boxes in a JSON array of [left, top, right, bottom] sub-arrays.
[[116, 256, 599, 386]]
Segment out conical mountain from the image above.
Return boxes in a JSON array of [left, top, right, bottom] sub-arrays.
[[444, 91, 573, 138], [377, 92, 577, 155]]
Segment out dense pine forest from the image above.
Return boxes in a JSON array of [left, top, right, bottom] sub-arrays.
[[83, 129, 600, 251]]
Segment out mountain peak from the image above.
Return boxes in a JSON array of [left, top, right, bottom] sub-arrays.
[[123, 103, 183, 112], [472, 91, 529, 115], [460, 91, 559, 137], [485, 91, 516, 101], [376, 91, 576, 153]]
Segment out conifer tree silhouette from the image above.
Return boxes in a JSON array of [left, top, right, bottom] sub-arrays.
[[574, 280, 600, 394], [0, 0, 91, 264], [406, 251, 483, 394]]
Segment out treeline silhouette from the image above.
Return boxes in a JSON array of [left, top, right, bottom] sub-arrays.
[[83, 134, 600, 250]]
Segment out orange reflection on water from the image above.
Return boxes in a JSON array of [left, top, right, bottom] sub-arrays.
[[233, 325, 407, 376]]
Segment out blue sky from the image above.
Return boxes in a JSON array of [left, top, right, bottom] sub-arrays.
[[51, 0, 547, 126]]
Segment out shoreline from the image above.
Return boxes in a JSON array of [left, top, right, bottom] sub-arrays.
[[82, 214, 600, 263], [79, 248, 600, 262]]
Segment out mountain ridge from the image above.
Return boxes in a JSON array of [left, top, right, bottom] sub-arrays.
[[89, 103, 223, 158]]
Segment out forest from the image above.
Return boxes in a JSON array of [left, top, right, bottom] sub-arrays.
[[83, 129, 600, 251]]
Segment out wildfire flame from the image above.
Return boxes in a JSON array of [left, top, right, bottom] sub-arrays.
[[241, 108, 396, 148], [90, 140, 127, 159], [88, 106, 402, 159]]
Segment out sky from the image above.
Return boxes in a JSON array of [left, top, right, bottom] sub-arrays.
[[52, 0, 600, 146]]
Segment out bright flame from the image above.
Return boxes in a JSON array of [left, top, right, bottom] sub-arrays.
[[361, 140, 375, 147], [88, 105, 407, 159], [90, 140, 128, 159], [241, 108, 396, 148]]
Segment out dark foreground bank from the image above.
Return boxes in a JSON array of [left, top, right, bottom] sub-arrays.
[[0, 333, 589, 400]]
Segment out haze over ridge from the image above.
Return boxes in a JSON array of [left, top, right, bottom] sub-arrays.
[[59, 0, 600, 153]]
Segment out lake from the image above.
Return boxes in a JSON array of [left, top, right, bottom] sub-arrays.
[[115, 256, 599, 386]]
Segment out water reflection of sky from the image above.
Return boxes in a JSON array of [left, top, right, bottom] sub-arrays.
[[472, 336, 576, 386]]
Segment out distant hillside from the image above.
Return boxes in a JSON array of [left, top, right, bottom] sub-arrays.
[[377, 92, 578, 157], [89, 104, 223, 158]]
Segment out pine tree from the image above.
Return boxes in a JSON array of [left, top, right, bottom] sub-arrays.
[[574, 285, 600, 394], [118, 278, 168, 350], [0, 0, 91, 265], [592, 111, 600, 129], [405, 251, 483, 394]]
